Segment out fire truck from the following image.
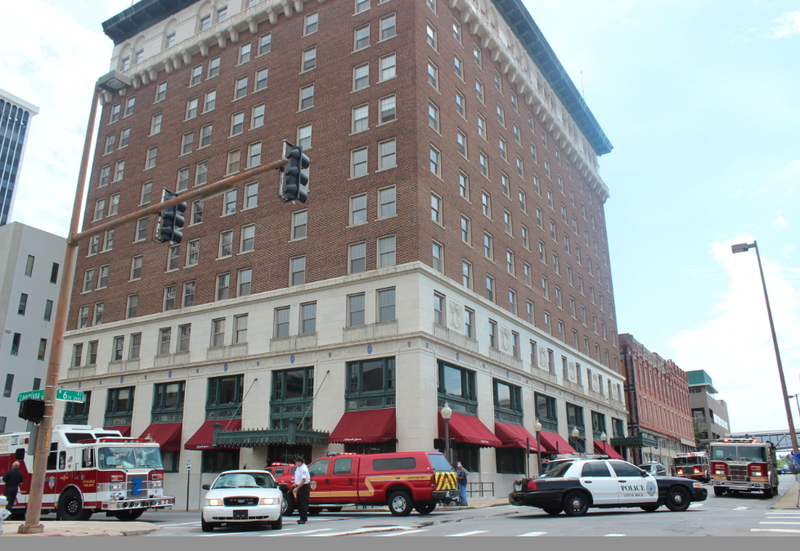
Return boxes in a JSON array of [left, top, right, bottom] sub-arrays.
[[673, 451, 710, 483], [0, 425, 175, 520], [709, 437, 778, 498]]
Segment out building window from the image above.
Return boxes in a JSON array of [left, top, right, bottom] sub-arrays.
[[379, 96, 396, 124], [459, 172, 469, 199], [377, 288, 396, 322], [429, 146, 441, 176], [354, 24, 370, 50], [475, 79, 484, 103], [438, 360, 477, 413], [349, 242, 366, 274], [380, 14, 396, 40], [432, 241, 444, 272], [292, 210, 307, 239], [216, 273, 230, 300], [431, 193, 442, 224], [105, 387, 135, 428], [227, 150, 241, 174], [434, 293, 445, 326], [483, 232, 493, 260], [427, 23, 438, 50], [258, 34, 271, 55], [455, 91, 465, 117], [298, 124, 312, 149], [378, 235, 396, 267], [300, 302, 316, 334], [379, 186, 396, 218], [378, 138, 396, 169], [302, 47, 317, 71], [380, 53, 396, 81], [351, 147, 368, 177], [462, 261, 472, 288], [163, 285, 177, 311], [427, 61, 438, 89], [271, 366, 315, 429], [352, 104, 369, 133], [205, 375, 245, 422], [486, 275, 495, 302], [240, 224, 255, 252], [291, 256, 306, 285], [251, 104, 264, 128], [351, 194, 367, 224]]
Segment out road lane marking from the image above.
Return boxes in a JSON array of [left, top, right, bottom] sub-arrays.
[[764, 517, 800, 520], [264, 528, 330, 537], [446, 530, 488, 537], [378, 529, 430, 537], [517, 531, 547, 537], [604, 534, 626, 537], [761, 522, 800, 525], [160, 522, 201, 527], [752, 529, 800, 534], [688, 503, 704, 509], [309, 526, 411, 537], [767, 511, 800, 515], [732, 507, 748, 511]]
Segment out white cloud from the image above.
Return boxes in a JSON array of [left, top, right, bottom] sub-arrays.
[[669, 235, 800, 434], [782, 245, 794, 256], [774, 216, 790, 229], [0, 0, 129, 237], [770, 11, 800, 39]]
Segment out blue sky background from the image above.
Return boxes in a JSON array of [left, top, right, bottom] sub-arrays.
[[1, 0, 798, 433]]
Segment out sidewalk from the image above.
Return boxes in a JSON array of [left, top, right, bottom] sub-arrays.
[[0, 520, 159, 537], [439, 496, 508, 511], [772, 476, 800, 510]]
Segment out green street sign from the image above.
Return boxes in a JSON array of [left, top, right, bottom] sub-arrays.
[[17, 389, 85, 403]]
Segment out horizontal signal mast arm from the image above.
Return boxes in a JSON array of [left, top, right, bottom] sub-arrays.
[[68, 157, 288, 246]]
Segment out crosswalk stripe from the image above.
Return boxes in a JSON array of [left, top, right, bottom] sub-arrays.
[[160, 522, 201, 527], [517, 531, 547, 537], [752, 529, 800, 534], [446, 530, 488, 537], [378, 529, 429, 537], [263, 528, 330, 537], [604, 534, 626, 537], [764, 517, 800, 520], [761, 522, 800, 525], [688, 503, 704, 508], [732, 507, 748, 511], [309, 527, 410, 537], [767, 511, 800, 515]]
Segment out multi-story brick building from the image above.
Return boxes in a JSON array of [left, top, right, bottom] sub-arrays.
[[56, 0, 626, 508], [619, 333, 695, 468]]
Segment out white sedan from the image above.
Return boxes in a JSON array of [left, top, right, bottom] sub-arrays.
[[202, 470, 283, 531]]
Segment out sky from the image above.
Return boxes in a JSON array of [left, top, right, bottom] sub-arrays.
[[1, 0, 798, 434]]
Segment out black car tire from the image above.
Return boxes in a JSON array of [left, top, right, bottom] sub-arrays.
[[388, 490, 413, 516], [543, 507, 562, 516], [57, 489, 85, 521], [665, 486, 690, 512], [281, 494, 295, 516], [763, 487, 774, 499], [415, 502, 436, 515], [327, 506, 343, 512], [713, 487, 725, 497], [112, 509, 144, 521], [271, 515, 283, 530], [562, 491, 590, 517], [201, 517, 216, 532], [641, 505, 659, 512]]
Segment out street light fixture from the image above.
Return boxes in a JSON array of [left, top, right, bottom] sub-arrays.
[[731, 240, 798, 453], [534, 419, 543, 476], [442, 402, 453, 465], [601, 432, 608, 456], [96, 70, 132, 93], [571, 426, 580, 455]]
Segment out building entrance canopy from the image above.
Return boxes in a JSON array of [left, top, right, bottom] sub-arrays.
[[138, 422, 182, 451], [495, 421, 538, 451], [328, 407, 396, 444], [537, 431, 576, 455], [185, 419, 242, 450], [438, 411, 502, 448]]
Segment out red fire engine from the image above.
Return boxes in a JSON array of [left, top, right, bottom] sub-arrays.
[[709, 437, 778, 498], [673, 451, 710, 483], [0, 425, 175, 520]]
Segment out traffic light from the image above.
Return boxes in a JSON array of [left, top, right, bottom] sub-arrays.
[[282, 145, 310, 203], [19, 399, 45, 423], [159, 191, 187, 243]]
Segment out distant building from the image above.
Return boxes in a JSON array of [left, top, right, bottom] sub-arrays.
[[687, 370, 730, 443], [0, 89, 39, 226], [619, 334, 695, 467], [0, 222, 66, 433]]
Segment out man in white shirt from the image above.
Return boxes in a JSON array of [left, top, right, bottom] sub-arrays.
[[292, 456, 311, 523]]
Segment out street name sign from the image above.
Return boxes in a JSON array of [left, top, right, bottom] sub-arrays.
[[16, 389, 85, 403]]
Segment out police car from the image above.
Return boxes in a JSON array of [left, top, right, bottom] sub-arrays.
[[508, 457, 707, 516]]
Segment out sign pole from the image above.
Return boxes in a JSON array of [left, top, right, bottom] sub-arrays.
[[185, 459, 192, 512]]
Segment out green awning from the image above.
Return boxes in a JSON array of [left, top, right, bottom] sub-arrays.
[[611, 434, 659, 448], [212, 422, 330, 448]]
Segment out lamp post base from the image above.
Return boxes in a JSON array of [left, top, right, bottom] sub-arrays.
[[18, 524, 45, 535]]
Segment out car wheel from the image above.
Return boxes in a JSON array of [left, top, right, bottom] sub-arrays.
[[713, 487, 725, 497], [388, 490, 413, 517], [543, 507, 562, 516], [763, 487, 774, 499], [79, 509, 94, 520], [282, 494, 295, 516], [271, 515, 283, 530], [415, 502, 436, 515], [640, 505, 659, 512], [665, 486, 690, 512], [57, 489, 85, 521], [326, 507, 343, 513], [201, 517, 215, 532], [562, 491, 589, 517]]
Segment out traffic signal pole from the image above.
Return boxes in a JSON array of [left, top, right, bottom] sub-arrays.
[[19, 85, 288, 534]]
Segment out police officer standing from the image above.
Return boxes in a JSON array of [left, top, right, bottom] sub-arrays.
[[2, 461, 23, 512], [292, 456, 311, 524]]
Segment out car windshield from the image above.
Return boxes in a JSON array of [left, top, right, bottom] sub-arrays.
[[674, 457, 702, 466], [711, 445, 767, 462], [212, 472, 277, 489], [542, 461, 573, 478], [427, 453, 454, 472], [98, 446, 163, 469]]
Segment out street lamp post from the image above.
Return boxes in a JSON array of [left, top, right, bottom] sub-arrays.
[[572, 426, 581, 455], [442, 402, 453, 465], [601, 432, 608, 456], [788, 395, 800, 442], [534, 419, 543, 476], [732, 241, 799, 453]]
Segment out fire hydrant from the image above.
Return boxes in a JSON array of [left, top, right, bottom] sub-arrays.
[[0, 495, 11, 535]]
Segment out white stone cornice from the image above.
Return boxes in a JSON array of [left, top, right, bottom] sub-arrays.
[[182, 50, 191, 65], [216, 32, 227, 48], [229, 28, 239, 43], [282, 0, 292, 18], [132, 76, 141, 90], [293, 0, 303, 13], [199, 41, 209, 57], [171, 55, 182, 70], [247, 17, 257, 34]]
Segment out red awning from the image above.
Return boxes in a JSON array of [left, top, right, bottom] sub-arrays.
[[594, 440, 624, 460], [537, 431, 576, 455], [494, 422, 538, 451], [438, 411, 503, 448], [328, 408, 396, 444], [139, 423, 182, 452], [184, 419, 242, 450], [103, 425, 131, 437]]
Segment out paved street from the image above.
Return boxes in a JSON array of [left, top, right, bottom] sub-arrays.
[[31, 475, 796, 537]]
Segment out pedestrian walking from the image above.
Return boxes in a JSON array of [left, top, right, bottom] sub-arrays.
[[2, 461, 24, 512], [292, 456, 311, 524], [456, 461, 468, 506]]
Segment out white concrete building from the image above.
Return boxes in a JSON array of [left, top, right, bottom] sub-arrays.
[[0, 222, 66, 432]]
